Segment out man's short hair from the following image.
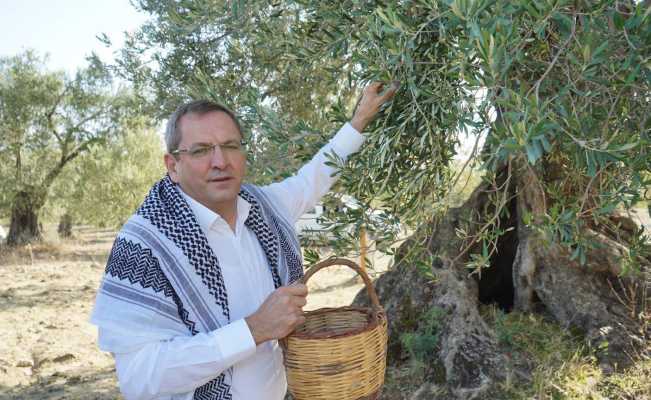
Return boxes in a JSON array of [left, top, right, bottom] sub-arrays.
[[165, 100, 242, 154]]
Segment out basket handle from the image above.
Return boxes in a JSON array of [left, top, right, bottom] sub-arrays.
[[301, 257, 382, 310]]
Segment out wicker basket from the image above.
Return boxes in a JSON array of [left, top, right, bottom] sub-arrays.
[[282, 258, 388, 400]]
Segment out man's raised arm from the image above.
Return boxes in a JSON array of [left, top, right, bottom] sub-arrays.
[[262, 82, 398, 222]]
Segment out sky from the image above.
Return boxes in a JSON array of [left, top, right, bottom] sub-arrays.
[[0, 0, 149, 73]]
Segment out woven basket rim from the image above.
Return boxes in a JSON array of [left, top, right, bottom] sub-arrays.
[[289, 305, 386, 340]]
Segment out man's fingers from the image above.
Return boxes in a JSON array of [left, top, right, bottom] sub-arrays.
[[378, 80, 398, 98], [366, 81, 384, 94], [292, 295, 307, 308], [362, 81, 398, 104], [295, 314, 306, 327], [381, 84, 398, 102], [284, 283, 308, 296]]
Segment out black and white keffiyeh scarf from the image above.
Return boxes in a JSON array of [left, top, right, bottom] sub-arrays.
[[91, 175, 304, 399]]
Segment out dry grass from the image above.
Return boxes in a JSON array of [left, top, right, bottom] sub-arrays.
[[377, 306, 650, 399], [483, 306, 651, 400]]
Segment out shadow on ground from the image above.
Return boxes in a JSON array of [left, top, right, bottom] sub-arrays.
[[0, 366, 121, 400]]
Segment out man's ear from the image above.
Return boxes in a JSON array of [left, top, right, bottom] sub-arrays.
[[164, 153, 180, 183]]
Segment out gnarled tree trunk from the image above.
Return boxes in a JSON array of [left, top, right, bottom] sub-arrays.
[[58, 213, 73, 238], [354, 165, 650, 399], [7, 189, 47, 246]]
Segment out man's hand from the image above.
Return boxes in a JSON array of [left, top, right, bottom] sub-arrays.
[[351, 81, 399, 133], [245, 283, 308, 345]]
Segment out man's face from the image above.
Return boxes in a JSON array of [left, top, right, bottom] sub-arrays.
[[164, 111, 246, 213]]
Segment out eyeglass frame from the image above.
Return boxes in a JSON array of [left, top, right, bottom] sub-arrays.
[[170, 139, 248, 160]]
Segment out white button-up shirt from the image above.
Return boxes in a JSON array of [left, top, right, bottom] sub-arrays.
[[97, 123, 365, 400]]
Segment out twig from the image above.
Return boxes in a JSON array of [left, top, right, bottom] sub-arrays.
[[527, 11, 577, 101], [578, 162, 609, 216], [450, 129, 483, 192]]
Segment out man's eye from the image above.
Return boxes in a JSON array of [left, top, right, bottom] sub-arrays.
[[222, 143, 240, 150], [189, 147, 212, 156]]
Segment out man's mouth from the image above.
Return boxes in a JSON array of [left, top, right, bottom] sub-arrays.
[[208, 177, 232, 183]]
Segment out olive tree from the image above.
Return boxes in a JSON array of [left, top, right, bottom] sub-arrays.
[[117, 0, 650, 396], [0, 51, 133, 245]]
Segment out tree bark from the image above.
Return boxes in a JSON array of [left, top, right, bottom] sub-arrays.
[[7, 189, 47, 246], [57, 213, 73, 238], [354, 164, 650, 399], [6, 138, 91, 246]]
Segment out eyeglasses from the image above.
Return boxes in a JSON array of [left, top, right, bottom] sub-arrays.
[[171, 140, 247, 160]]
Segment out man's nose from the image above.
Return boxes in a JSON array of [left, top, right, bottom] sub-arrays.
[[209, 145, 228, 169]]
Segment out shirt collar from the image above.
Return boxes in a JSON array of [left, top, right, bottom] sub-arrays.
[[179, 188, 251, 234]]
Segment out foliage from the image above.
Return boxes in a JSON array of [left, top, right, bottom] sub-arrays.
[[400, 306, 445, 363], [284, 0, 651, 271], [118, 0, 651, 271], [45, 119, 165, 227]]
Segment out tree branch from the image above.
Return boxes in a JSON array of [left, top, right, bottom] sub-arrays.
[[69, 108, 108, 135], [527, 11, 577, 101], [60, 108, 109, 157], [14, 143, 22, 184], [42, 137, 103, 190], [45, 86, 69, 145]]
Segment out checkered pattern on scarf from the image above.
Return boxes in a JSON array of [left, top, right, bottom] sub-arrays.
[[240, 185, 304, 286]]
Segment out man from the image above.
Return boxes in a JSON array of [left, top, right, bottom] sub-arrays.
[[91, 82, 397, 400]]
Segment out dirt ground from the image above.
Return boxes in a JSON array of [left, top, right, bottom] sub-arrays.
[[1, 206, 648, 400], [0, 225, 390, 400]]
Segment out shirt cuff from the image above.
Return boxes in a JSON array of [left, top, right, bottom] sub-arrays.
[[328, 122, 365, 157], [210, 318, 256, 366]]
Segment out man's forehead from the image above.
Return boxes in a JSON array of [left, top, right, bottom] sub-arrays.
[[178, 111, 242, 142]]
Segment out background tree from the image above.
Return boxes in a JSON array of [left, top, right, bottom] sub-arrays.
[[0, 51, 133, 245], [116, 0, 650, 397], [46, 118, 165, 230]]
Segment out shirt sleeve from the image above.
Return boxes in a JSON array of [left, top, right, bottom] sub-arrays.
[[101, 318, 256, 400], [261, 122, 365, 223]]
